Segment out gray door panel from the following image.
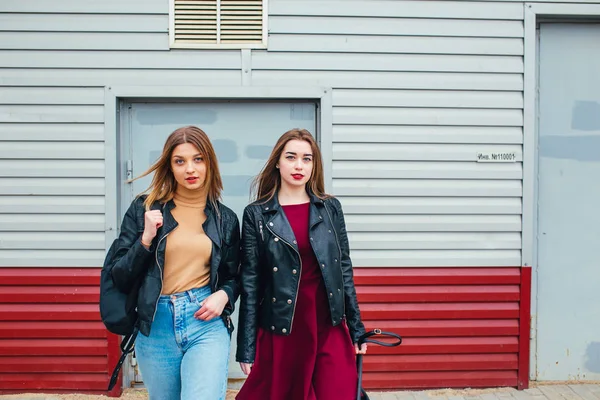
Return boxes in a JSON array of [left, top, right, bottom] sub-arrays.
[[537, 23, 600, 380]]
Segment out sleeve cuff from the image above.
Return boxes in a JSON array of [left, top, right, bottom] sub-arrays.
[[222, 286, 235, 307]]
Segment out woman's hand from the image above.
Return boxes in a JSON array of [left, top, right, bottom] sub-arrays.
[[240, 362, 253, 375], [194, 290, 229, 321], [354, 343, 367, 355], [141, 210, 163, 247]]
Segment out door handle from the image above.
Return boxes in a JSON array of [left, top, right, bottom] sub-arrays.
[[126, 160, 133, 182]]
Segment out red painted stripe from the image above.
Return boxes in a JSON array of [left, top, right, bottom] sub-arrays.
[[0, 268, 113, 396], [363, 320, 519, 337], [0, 266, 525, 393], [0, 339, 106, 356], [363, 354, 518, 371], [366, 337, 519, 355], [0, 356, 107, 373], [0, 286, 99, 303], [0, 373, 108, 390], [0, 268, 100, 286], [0, 321, 106, 338], [354, 268, 521, 285], [518, 266, 532, 390], [0, 304, 100, 321], [357, 285, 520, 303], [362, 370, 518, 389], [360, 302, 519, 320]]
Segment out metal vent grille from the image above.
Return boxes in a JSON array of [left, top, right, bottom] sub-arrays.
[[220, 0, 263, 43], [174, 0, 218, 43], [172, 0, 265, 46]]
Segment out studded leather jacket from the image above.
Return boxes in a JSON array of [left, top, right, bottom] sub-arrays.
[[235, 191, 365, 363]]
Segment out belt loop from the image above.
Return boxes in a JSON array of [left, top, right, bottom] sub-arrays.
[[187, 289, 197, 303]]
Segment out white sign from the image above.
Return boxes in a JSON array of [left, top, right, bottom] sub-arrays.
[[476, 152, 517, 162]]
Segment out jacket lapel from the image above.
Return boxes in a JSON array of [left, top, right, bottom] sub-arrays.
[[308, 190, 326, 231], [160, 200, 178, 238], [262, 195, 298, 250], [203, 202, 222, 250], [308, 202, 324, 231], [261, 191, 326, 248]]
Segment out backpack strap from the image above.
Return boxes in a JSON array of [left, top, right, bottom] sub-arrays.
[[107, 325, 139, 391]]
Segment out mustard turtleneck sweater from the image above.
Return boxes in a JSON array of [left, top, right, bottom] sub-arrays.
[[162, 189, 212, 295]]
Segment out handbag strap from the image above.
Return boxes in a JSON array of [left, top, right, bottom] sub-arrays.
[[357, 328, 402, 347], [356, 329, 402, 400]]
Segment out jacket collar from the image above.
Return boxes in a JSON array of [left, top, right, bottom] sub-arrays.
[[260, 190, 325, 248], [260, 189, 324, 214], [162, 198, 222, 249]]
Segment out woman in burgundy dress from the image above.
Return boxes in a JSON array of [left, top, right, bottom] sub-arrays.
[[236, 129, 367, 400]]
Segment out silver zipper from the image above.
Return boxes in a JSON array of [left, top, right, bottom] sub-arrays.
[[324, 204, 346, 317], [214, 212, 225, 306], [214, 269, 219, 292], [257, 221, 265, 306], [152, 232, 169, 322], [265, 223, 301, 334]]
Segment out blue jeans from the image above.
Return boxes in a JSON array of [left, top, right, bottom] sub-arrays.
[[135, 286, 230, 400]]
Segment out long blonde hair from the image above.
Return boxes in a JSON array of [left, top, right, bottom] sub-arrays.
[[132, 126, 223, 211], [252, 128, 328, 203]]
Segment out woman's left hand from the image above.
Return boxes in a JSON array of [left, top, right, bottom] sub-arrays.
[[194, 290, 229, 321], [354, 343, 367, 355]]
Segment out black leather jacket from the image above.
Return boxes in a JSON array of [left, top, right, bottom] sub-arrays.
[[106, 195, 240, 337], [236, 191, 366, 363]]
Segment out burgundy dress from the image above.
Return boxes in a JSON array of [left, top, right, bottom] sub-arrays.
[[236, 202, 358, 400]]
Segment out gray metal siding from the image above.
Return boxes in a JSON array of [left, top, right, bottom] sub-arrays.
[[0, 84, 106, 266], [265, 1, 526, 267], [0, 0, 594, 268]]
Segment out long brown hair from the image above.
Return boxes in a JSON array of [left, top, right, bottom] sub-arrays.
[[252, 128, 328, 203], [132, 126, 223, 211]]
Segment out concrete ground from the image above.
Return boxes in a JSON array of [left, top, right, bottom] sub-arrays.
[[1, 383, 600, 400], [368, 384, 600, 400]]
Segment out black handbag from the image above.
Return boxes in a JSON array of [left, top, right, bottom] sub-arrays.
[[356, 329, 403, 400]]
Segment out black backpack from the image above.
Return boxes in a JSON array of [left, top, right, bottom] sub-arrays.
[[100, 200, 158, 390], [100, 238, 142, 336], [100, 237, 143, 391]]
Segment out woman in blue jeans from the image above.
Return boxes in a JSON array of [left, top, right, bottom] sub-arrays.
[[106, 126, 240, 400]]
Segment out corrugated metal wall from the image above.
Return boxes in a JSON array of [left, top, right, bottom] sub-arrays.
[[0, 268, 120, 395], [0, 0, 593, 393], [264, 1, 525, 268], [0, 0, 526, 268], [355, 267, 531, 390]]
